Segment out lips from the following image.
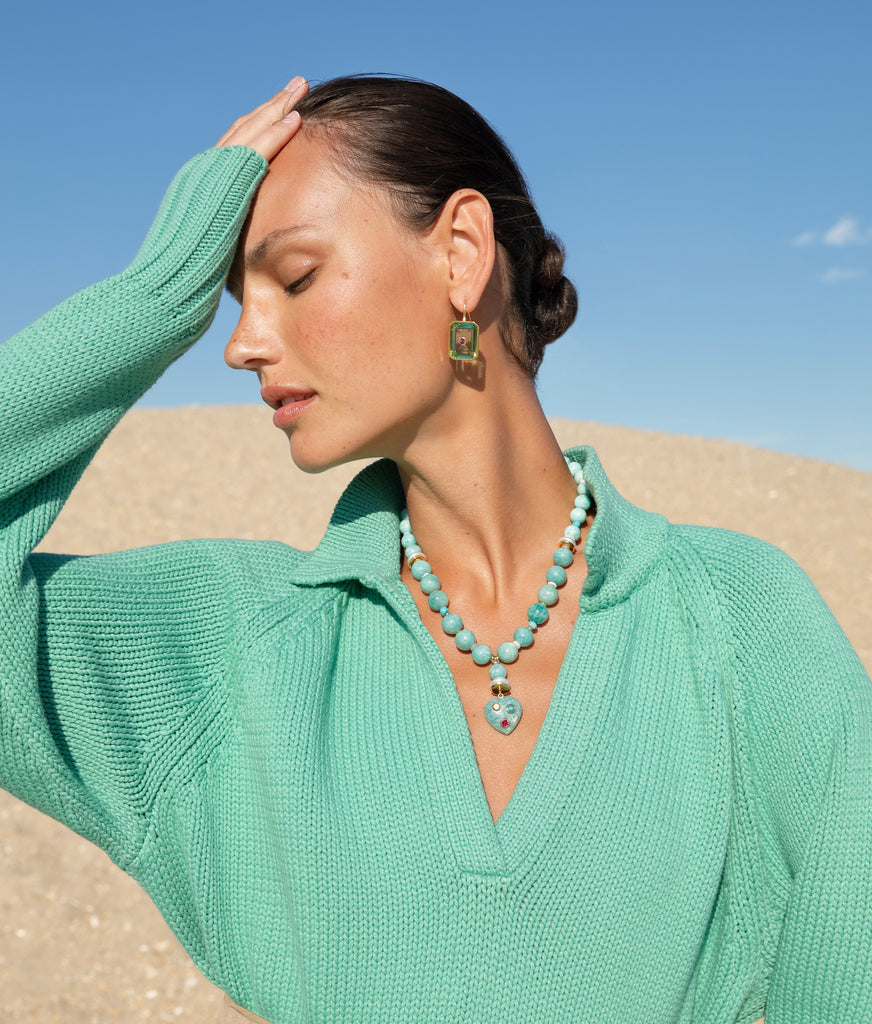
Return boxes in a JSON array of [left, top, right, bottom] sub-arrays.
[[260, 385, 317, 411], [260, 385, 318, 429]]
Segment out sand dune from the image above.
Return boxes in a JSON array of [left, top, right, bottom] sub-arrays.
[[2, 408, 870, 1022]]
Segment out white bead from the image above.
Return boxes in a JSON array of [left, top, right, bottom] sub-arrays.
[[512, 640, 521, 649]]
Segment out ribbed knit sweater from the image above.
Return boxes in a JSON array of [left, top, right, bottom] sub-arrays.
[[2, 146, 871, 1024]]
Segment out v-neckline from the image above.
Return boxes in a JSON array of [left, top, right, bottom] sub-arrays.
[[385, 579, 610, 878], [284, 447, 669, 876]]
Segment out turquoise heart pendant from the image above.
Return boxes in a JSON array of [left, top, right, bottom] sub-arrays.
[[484, 697, 523, 735]]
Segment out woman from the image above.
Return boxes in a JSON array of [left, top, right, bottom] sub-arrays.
[[1, 75, 870, 1024]]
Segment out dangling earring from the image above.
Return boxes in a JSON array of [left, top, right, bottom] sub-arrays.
[[449, 303, 479, 361]]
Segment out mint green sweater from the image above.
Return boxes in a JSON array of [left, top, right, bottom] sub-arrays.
[[2, 147, 871, 1024]]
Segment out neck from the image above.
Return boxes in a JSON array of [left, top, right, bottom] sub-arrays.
[[395, 369, 579, 606]]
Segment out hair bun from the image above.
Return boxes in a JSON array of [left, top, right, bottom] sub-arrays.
[[529, 233, 578, 352]]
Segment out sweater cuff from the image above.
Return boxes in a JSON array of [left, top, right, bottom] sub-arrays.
[[125, 145, 268, 298]]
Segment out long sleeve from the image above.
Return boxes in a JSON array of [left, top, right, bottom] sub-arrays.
[[700, 531, 872, 1022], [0, 146, 268, 869]]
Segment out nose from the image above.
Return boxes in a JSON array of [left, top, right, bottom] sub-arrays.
[[224, 306, 284, 371]]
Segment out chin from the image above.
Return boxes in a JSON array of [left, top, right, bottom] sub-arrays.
[[286, 433, 370, 476]]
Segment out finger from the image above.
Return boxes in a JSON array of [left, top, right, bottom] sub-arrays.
[[215, 77, 307, 148], [214, 82, 300, 146], [216, 78, 309, 159]]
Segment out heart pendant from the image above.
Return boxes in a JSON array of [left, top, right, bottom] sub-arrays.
[[484, 697, 523, 735]]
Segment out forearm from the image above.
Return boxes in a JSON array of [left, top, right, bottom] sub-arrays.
[[0, 145, 267, 533]]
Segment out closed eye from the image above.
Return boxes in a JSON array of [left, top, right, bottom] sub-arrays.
[[285, 269, 316, 295]]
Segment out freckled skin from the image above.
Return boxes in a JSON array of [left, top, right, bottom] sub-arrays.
[[225, 132, 456, 473]]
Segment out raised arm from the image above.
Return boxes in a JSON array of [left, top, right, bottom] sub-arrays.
[[0, 81, 307, 868]]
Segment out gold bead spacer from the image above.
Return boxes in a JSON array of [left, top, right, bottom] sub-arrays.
[[407, 553, 427, 567], [491, 681, 511, 695], [558, 539, 576, 552]]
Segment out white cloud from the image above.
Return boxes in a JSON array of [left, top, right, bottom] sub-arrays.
[[820, 267, 866, 283], [823, 216, 865, 246], [791, 230, 817, 246]]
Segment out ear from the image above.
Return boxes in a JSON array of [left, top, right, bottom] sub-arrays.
[[434, 189, 496, 316]]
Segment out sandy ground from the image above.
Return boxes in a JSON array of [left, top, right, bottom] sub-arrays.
[[1, 407, 870, 1022]]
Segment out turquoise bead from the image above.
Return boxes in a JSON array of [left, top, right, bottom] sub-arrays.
[[570, 508, 586, 524], [428, 590, 449, 611], [567, 461, 581, 475], [538, 583, 559, 606], [546, 565, 567, 586], [564, 524, 582, 542], [410, 560, 431, 581], [489, 663, 508, 679], [399, 516, 411, 533], [553, 547, 574, 567], [514, 627, 534, 648], [455, 629, 476, 651], [401, 533, 418, 548], [419, 573, 441, 594], [497, 641, 519, 664], [472, 644, 493, 666], [404, 544, 422, 558], [528, 602, 549, 625], [574, 494, 591, 510], [442, 612, 463, 635]]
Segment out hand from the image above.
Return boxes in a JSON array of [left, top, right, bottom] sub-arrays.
[[215, 77, 309, 161]]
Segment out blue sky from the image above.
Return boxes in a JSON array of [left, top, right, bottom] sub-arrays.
[[2, 0, 869, 469]]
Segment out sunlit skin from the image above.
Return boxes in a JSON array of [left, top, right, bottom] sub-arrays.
[[220, 80, 591, 822], [225, 131, 479, 474]]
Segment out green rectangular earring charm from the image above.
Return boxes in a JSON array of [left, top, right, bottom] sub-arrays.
[[449, 309, 479, 361]]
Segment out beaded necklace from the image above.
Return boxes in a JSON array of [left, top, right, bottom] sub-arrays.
[[400, 457, 591, 734]]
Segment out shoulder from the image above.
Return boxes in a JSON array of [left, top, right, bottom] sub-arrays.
[[32, 536, 331, 630], [666, 521, 820, 605], [33, 535, 305, 586], [667, 518, 870, 783], [664, 521, 830, 624], [664, 521, 867, 718]]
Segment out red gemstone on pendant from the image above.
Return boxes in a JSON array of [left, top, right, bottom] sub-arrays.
[[501, 719, 509, 728]]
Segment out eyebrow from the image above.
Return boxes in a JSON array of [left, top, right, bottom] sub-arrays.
[[244, 225, 316, 270]]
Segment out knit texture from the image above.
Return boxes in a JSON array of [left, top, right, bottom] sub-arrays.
[[2, 147, 871, 1024]]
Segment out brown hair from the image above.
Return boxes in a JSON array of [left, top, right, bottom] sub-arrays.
[[294, 75, 578, 378]]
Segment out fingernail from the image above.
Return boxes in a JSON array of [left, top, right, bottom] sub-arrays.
[[281, 109, 302, 125], [283, 76, 305, 92]]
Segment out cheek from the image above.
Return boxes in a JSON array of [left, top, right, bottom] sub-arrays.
[[319, 264, 434, 370]]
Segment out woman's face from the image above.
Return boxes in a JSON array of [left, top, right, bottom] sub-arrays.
[[225, 131, 456, 473]]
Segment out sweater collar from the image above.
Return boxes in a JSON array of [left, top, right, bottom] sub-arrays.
[[285, 446, 667, 611]]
